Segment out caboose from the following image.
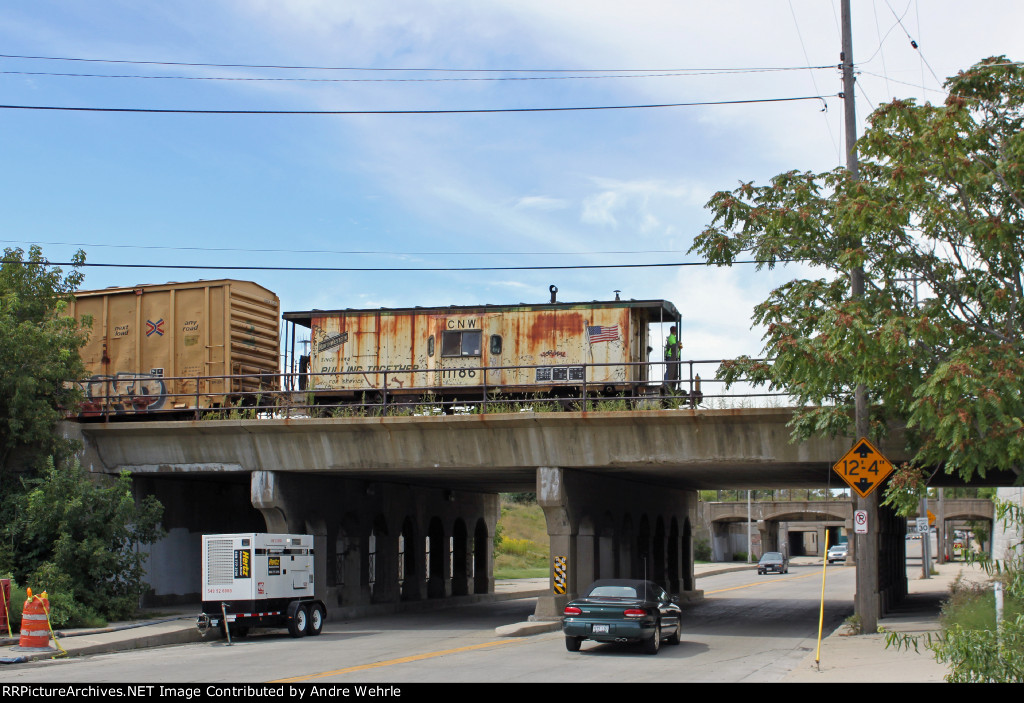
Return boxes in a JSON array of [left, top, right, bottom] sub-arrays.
[[283, 292, 680, 402]]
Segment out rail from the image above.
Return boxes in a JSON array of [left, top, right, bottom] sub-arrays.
[[71, 358, 790, 421]]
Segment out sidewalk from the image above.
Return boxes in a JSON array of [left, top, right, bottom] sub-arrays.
[[1, 559, 982, 682], [784, 559, 986, 682]]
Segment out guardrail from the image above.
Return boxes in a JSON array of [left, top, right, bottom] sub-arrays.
[[72, 358, 789, 421]]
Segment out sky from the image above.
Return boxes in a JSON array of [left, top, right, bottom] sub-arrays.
[[2, 1, 1022, 373]]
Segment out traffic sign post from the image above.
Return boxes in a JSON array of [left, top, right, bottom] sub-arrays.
[[832, 438, 894, 499]]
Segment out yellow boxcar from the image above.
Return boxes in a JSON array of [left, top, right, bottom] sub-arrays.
[[283, 298, 680, 400], [65, 279, 280, 415]]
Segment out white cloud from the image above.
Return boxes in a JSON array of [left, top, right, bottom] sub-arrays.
[[514, 196, 568, 211]]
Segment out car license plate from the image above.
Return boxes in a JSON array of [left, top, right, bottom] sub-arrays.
[[592, 624, 609, 634]]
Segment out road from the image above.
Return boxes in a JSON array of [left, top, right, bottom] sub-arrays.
[[5, 563, 856, 683]]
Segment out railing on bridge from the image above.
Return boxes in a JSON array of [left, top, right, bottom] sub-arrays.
[[72, 358, 790, 421]]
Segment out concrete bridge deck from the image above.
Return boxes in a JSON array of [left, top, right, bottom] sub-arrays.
[[77, 407, 912, 492]]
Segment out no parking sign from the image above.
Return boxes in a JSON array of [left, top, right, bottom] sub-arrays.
[[854, 509, 868, 534]]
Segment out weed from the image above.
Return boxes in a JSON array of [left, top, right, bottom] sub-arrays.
[[843, 613, 863, 636]]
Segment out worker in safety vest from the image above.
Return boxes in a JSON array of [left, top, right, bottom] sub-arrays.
[[664, 325, 680, 389]]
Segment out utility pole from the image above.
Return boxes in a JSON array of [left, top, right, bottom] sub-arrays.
[[841, 0, 880, 633]]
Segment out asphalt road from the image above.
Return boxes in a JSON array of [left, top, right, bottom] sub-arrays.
[[4, 564, 857, 683]]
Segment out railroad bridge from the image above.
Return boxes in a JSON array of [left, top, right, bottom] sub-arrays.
[[68, 407, 1008, 621]]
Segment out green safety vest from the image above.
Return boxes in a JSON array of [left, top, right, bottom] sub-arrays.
[[665, 334, 678, 359]]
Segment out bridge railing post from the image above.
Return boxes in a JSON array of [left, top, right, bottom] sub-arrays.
[[481, 367, 488, 414], [582, 364, 588, 412]]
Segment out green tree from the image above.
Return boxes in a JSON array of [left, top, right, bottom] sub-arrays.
[[689, 56, 1024, 488], [690, 56, 1024, 682], [0, 245, 88, 483], [5, 458, 165, 626], [0, 246, 166, 626]]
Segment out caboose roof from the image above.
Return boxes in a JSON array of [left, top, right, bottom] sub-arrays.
[[283, 299, 680, 329]]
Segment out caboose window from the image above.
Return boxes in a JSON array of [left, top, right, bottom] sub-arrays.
[[442, 330, 482, 357], [489, 335, 502, 355]]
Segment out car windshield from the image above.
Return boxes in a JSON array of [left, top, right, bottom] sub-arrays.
[[760, 552, 783, 561]]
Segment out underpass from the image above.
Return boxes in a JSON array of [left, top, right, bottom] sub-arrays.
[[67, 406, 1012, 624]]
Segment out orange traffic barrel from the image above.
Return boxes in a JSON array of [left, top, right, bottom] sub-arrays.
[[15, 594, 54, 651]]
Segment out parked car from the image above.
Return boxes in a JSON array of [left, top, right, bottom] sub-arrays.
[[827, 543, 849, 564], [562, 579, 682, 655], [757, 551, 789, 575]]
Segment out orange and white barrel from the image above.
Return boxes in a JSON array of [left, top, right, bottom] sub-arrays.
[[15, 594, 54, 651]]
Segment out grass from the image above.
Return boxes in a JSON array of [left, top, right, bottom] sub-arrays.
[[941, 574, 1024, 631], [494, 496, 549, 579]]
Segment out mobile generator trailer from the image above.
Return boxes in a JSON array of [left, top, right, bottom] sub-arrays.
[[198, 533, 326, 638]]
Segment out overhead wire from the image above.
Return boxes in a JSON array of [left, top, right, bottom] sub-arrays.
[[0, 53, 835, 75], [0, 238, 684, 257], [0, 67, 835, 84], [788, 0, 841, 164], [0, 259, 807, 272], [0, 95, 832, 115], [882, 0, 941, 88]]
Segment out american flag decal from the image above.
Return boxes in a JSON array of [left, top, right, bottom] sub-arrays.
[[586, 325, 619, 343]]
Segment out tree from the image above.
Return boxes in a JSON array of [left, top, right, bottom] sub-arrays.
[[0, 245, 88, 483], [689, 56, 1024, 490], [690, 56, 1024, 682], [5, 458, 165, 626], [0, 246, 166, 625]]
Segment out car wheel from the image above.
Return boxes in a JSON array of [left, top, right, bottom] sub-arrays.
[[565, 636, 582, 652], [666, 623, 681, 645], [643, 621, 661, 655], [308, 603, 325, 636], [287, 603, 308, 638]]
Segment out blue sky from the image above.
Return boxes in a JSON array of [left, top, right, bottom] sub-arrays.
[[2, 1, 1021, 363]]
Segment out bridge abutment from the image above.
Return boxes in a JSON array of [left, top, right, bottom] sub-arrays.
[[534, 467, 700, 620]]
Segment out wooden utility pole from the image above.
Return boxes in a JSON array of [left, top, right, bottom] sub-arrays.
[[841, 0, 880, 633]]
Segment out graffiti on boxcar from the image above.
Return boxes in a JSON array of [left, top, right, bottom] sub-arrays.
[[79, 371, 168, 415]]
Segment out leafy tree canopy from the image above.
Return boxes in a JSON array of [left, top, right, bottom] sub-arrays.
[[690, 57, 1024, 491], [0, 245, 87, 480], [3, 458, 165, 626]]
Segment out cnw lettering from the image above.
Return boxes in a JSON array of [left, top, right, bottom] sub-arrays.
[[446, 319, 479, 329]]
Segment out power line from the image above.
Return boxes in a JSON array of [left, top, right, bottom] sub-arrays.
[[0, 259, 803, 272], [0, 53, 834, 75], [0, 94, 831, 115], [0, 67, 835, 84], [0, 239, 683, 257]]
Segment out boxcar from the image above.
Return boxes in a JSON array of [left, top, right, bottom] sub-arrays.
[[283, 296, 680, 401], [65, 279, 280, 415]]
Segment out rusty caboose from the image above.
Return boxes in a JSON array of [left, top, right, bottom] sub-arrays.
[[283, 295, 680, 401]]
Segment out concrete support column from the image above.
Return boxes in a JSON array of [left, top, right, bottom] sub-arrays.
[[710, 521, 730, 561], [535, 466, 701, 620], [536, 467, 575, 619]]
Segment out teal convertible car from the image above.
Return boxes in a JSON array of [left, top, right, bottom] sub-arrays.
[[562, 579, 682, 654]]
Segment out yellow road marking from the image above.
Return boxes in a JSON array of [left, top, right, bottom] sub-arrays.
[[270, 638, 522, 683], [705, 570, 819, 594]]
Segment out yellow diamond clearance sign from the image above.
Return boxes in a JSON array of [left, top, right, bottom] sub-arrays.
[[833, 438, 894, 498]]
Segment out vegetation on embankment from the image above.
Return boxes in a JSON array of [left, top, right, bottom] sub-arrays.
[[494, 493, 549, 579]]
